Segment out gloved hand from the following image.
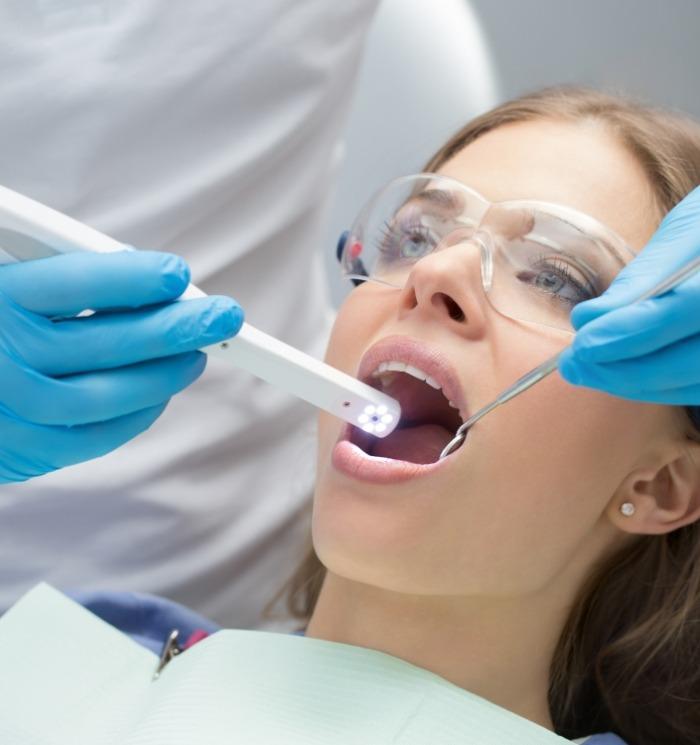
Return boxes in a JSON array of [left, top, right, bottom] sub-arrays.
[[0, 250, 243, 483], [559, 186, 700, 410]]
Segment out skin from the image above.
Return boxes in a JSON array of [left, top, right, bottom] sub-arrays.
[[306, 119, 700, 730]]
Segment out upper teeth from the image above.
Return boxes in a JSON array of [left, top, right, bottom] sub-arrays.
[[370, 361, 459, 411]]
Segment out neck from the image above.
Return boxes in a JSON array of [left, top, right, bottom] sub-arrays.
[[305, 573, 573, 730]]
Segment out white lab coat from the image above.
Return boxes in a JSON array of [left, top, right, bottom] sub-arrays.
[[0, 0, 379, 628]]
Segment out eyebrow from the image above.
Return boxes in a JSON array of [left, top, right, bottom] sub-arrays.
[[407, 189, 463, 213]]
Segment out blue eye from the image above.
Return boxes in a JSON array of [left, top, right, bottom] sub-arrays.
[[377, 219, 437, 260], [518, 255, 596, 306]]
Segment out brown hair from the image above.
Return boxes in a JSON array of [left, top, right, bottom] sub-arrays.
[[266, 86, 700, 744]]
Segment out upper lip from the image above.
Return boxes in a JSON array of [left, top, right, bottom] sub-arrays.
[[356, 335, 469, 421]]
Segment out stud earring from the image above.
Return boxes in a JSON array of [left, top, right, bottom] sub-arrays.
[[620, 502, 636, 517]]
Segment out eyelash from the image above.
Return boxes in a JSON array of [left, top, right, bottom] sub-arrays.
[[376, 220, 435, 257], [529, 252, 596, 301]]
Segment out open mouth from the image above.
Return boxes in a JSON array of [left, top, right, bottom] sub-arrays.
[[331, 336, 470, 484], [350, 366, 464, 465]]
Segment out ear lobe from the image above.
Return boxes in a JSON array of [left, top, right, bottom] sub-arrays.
[[610, 441, 700, 535]]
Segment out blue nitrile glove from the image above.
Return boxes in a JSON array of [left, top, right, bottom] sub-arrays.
[[559, 187, 700, 414], [0, 250, 244, 483]]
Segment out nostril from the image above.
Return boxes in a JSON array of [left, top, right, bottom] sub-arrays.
[[433, 292, 465, 322], [446, 298, 465, 322]]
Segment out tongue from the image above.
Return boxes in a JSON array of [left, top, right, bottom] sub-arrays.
[[371, 423, 452, 464]]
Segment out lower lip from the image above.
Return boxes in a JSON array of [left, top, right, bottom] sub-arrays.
[[331, 423, 454, 485]]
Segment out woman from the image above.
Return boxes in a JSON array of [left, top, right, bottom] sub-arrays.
[[50, 87, 700, 743]]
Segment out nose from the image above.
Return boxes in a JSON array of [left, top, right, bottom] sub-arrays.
[[396, 237, 489, 339]]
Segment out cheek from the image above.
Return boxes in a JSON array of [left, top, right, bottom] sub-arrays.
[[323, 285, 390, 373], [315, 289, 386, 475], [484, 329, 654, 492]]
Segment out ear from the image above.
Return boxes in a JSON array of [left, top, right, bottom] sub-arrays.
[[608, 439, 700, 535]]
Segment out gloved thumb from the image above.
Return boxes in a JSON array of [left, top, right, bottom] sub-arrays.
[[570, 186, 700, 330]]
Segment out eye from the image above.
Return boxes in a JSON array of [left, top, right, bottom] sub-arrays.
[[517, 254, 596, 306], [377, 218, 439, 261]]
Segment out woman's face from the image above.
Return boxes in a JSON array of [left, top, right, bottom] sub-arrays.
[[312, 118, 678, 598]]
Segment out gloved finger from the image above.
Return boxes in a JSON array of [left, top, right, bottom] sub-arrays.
[[559, 333, 700, 404], [567, 278, 700, 365], [570, 186, 700, 330], [0, 250, 191, 317], [0, 351, 206, 426], [0, 402, 168, 483], [11, 296, 243, 376]]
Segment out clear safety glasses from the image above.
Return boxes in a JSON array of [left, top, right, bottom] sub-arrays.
[[339, 174, 636, 333]]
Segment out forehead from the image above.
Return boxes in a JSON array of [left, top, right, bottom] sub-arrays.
[[435, 118, 660, 251]]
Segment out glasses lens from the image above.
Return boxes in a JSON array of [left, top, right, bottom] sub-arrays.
[[342, 175, 486, 287], [484, 205, 627, 331]]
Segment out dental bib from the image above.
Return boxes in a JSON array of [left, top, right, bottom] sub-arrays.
[[0, 585, 573, 744]]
